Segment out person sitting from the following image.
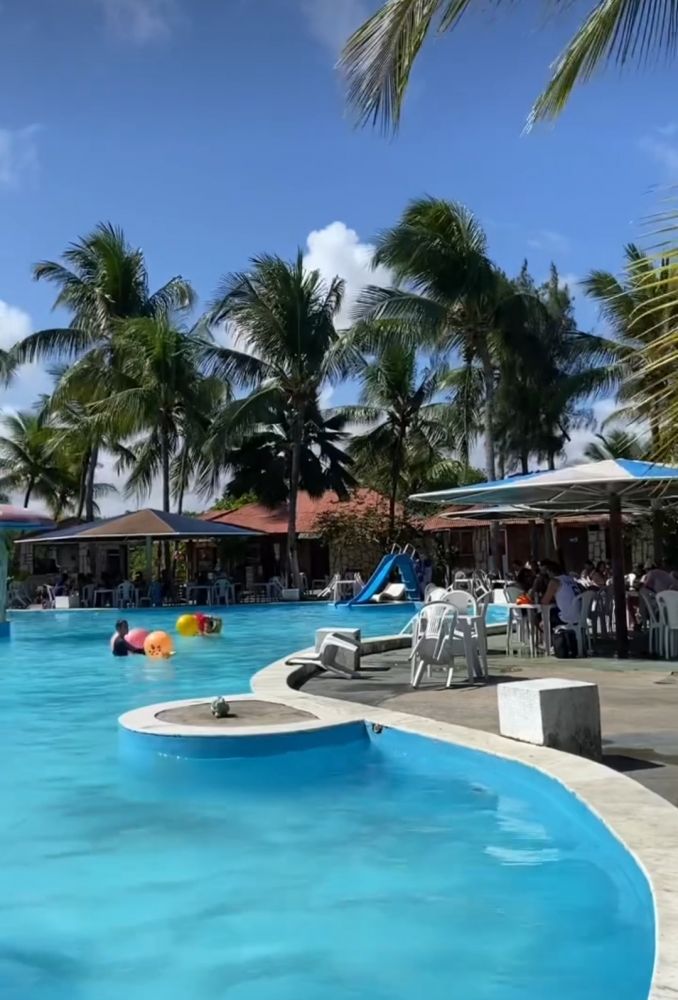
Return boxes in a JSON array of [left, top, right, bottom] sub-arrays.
[[111, 619, 145, 657], [54, 572, 70, 597], [513, 560, 535, 593], [641, 563, 678, 594], [540, 559, 583, 627]]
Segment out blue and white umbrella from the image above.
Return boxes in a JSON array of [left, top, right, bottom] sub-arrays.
[[412, 459, 678, 658], [411, 459, 678, 511]]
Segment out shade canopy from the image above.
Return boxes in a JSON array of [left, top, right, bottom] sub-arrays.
[[0, 505, 54, 532], [412, 459, 678, 511], [412, 460, 678, 660], [16, 508, 261, 544]]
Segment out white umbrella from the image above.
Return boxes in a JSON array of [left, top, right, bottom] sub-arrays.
[[412, 459, 678, 657]]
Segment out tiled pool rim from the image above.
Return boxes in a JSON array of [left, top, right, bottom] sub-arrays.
[[119, 632, 678, 1000]]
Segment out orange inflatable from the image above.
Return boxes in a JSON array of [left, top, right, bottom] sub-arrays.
[[516, 593, 533, 606], [143, 630, 174, 659]]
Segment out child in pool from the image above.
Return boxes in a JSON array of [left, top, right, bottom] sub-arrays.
[[194, 613, 223, 635], [112, 619, 146, 657]]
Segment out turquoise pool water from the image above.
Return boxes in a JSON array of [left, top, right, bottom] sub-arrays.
[[0, 606, 654, 1000]]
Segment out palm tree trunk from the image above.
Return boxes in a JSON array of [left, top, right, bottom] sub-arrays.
[[85, 445, 98, 521], [160, 425, 171, 513], [77, 448, 91, 520], [478, 348, 499, 572], [478, 350, 496, 481], [520, 452, 529, 475], [547, 450, 556, 471], [389, 426, 406, 540], [23, 479, 34, 508], [287, 412, 303, 588]]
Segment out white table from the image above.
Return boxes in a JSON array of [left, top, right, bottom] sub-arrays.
[[186, 583, 212, 605], [94, 588, 114, 608], [504, 603, 552, 657]]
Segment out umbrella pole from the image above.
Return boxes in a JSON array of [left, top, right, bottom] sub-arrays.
[[608, 490, 628, 659], [0, 537, 8, 636]]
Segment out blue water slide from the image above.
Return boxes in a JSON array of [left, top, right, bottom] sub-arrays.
[[349, 552, 421, 606]]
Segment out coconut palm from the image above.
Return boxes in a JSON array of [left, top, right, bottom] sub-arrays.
[[356, 197, 540, 483], [583, 244, 678, 458], [0, 411, 65, 508], [205, 252, 353, 586], [217, 403, 356, 508], [12, 223, 194, 518], [336, 335, 454, 535], [584, 429, 649, 463], [96, 315, 223, 513], [341, 0, 678, 130]]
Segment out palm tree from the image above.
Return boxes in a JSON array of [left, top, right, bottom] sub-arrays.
[[0, 411, 63, 508], [336, 335, 453, 535], [584, 429, 648, 463], [583, 244, 678, 459], [205, 252, 352, 586], [12, 223, 194, 518], [341, 1, 678, 130], [97, 315, 222, 512], [216, 403, 356, 508], [357, 197, 535, 483]]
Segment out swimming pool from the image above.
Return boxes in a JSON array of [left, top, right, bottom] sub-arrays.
[[0, 606, 654, 999]]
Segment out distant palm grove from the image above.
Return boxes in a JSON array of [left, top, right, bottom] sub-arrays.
[[0, 198, 670, 585]]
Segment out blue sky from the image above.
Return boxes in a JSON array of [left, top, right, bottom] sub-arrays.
[[1, 0, 675, 508]]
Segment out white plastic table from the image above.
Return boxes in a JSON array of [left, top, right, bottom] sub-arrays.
[[94, 588, 114, 608], [504, 603, 552, 657]]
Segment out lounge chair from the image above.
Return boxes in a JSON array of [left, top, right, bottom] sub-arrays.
[[287, 632, 361, 678], [371, 582, 407, 602]]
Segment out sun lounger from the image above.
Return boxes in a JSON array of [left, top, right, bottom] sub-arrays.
[[371, 582, 407, 602], [287, 633, 361, 678]]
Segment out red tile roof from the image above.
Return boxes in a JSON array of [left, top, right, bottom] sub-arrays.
[[203, 489, 395, 535]]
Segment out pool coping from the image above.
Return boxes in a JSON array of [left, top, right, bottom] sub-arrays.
[[249, 633, 678, 1000], [118, 630, 678, 999]]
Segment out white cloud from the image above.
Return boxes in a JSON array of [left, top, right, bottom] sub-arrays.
[[657, 122, 678, 138], [299, 0, 369, 55], [303, 220, 392, 329], [0, 125, 40, 189], [95, 0, 178, 43], [557, 272, 579, 292], [526, 229, 570, 254], [0, 300, 31, 349]]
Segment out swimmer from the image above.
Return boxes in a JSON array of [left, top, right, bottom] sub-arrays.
[[194, 612, 223, 635], [111, 619, 146, 657]]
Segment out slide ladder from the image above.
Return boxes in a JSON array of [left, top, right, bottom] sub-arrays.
[[348, 544, 421, 606]]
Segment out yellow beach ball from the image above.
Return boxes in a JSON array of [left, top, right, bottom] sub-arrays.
[[176, 614, 200, 637]]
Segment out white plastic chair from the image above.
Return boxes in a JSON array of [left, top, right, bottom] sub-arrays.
[[43, 584, 56, 609], [569, 589, 598, 657], [410, 602, 481, 687], [452, 570, 470, 591], [442, 590, 477, 617], [503, 584, 523, 604], [639, 587, 664, 657], [410, 603, 458, 688], [116, 581, 138, 608], [212, 578, 234, 606], [657, 592, 678, 659], [80, 583, 95, 608]]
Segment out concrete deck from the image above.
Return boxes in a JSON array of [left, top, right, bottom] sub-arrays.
[[303, 640, 678, 806]]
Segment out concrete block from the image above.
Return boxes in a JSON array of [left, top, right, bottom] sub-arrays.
[[281, 588, 300, 601], [315, 627, 361, 652], [498, 677, 601, 760], [55, 595, 80, 609]]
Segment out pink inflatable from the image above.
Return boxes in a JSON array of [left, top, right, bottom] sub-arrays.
[[127, 628, 150, 651], [110, 627, 150, 652]]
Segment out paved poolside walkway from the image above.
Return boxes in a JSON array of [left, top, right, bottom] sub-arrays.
[[303, 640, 678, 807]]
